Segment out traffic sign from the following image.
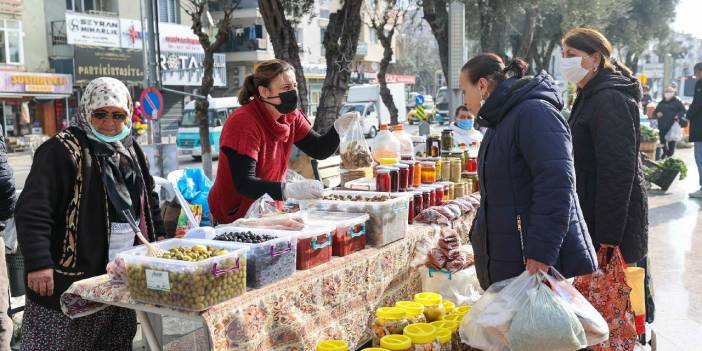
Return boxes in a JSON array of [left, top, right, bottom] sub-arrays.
[[139, 87, 164, 119], [415, 95, 425, 106]]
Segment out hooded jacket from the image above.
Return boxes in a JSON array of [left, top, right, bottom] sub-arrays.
[[568, 68, 648, 264], [470, 71, 597, 290], [654, 96, 686, 136]]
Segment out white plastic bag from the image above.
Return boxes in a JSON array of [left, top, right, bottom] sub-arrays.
[[339, 113, 373, 169], [419, 265, 483, 306], [665, 121, 683, 142], [460, 269, 598, 351], [243, 194, 279, 219]]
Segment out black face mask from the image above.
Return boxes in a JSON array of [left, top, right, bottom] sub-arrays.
[[262, 89, 298, 114]]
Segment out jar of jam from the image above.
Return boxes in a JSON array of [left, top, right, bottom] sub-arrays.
[[401, 160, 415, 189], [433, 184, 445, 206], [420, 188, 432, 209], [376, 169, 391, 192], [407, 194, 415, 224], [387, 166, 400, 193], [396, 163, 410, 192], [414, 161, 423, 187], [421, 162, 436, 184], [438, 182, 452, 201], [421, 187, 436, 207], [412, 190, 423, 223], [467, 158, 478, 173]]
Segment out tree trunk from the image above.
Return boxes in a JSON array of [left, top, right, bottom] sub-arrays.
[[516, 3, 539, 59], [196, 48, 218, 179], [258, 0, 309, 116], [478, 0, 507, 56], [422, 0, 449, 88], [377, 32, 399, 125], [625, 50, 639, 74], [313, 0, 364, 133]]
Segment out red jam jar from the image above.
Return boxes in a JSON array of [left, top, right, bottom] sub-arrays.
[[412, 190, 423, 222], [434, 185, 445, 205], [376, 169, 391, 192], [407, 194, 415, 224], [396, 163, 410, 192], [467, 158, 478, 172], [401, 160, 415, 190], [387, 166, 400, 193]]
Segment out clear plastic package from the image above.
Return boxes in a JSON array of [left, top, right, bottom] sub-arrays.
[[304, 211, 370, 257], [121, 239, 248, 311]]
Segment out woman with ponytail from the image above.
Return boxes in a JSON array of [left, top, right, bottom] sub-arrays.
[[560, 28, 648, 267], [209, 59, 357, 224], [463, 53, 596, 289]]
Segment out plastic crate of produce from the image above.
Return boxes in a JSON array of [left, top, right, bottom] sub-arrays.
[[120, 238, 247, 311], [301, 190, 410, 247], [292, 225, 335, 270], [212, 227, 297, 289], [304, 211, 370, 257]]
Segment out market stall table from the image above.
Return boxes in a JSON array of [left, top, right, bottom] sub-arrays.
[[61, 214, 475, 351]]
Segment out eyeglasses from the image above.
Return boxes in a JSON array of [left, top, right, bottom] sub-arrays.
[[92, 111, 127, 121]]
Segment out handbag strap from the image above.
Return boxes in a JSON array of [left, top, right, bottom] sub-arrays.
[[597, 246, 627, 270]]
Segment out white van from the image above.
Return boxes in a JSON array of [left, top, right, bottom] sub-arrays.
[[176, 97, 241, 159]]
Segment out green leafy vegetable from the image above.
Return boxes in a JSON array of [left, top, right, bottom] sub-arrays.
[[640, 125, 659, 142]]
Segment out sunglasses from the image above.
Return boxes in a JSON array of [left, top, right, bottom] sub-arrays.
[[92, 111, 127, 121]]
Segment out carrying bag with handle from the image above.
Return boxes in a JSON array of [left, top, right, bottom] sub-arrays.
[[574, 246, 638, 351]]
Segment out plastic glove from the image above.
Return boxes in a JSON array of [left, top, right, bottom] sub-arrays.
[[334, 111, 361, 135], [283, 179, 324, 200]]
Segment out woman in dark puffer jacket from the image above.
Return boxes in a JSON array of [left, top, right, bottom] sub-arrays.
[[463, 53, 597, 290]]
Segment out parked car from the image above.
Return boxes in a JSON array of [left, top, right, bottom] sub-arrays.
[[339, 83, 408, 137]]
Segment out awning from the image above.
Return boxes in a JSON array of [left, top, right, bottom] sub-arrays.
[[0, 92, 71, 100]]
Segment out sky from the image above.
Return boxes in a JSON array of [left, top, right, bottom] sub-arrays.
[[673, 0, 702, 39]]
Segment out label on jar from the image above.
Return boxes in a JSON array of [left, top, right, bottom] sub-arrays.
[[145, 269, 171, 292]]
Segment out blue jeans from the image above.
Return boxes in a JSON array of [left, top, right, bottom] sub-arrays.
[[696, 142, 702, 188]]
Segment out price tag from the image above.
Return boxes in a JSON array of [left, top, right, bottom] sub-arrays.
[[145, 269, 171, 292]]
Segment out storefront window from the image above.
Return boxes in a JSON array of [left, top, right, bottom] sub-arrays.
[[0, 20, 22, 65]]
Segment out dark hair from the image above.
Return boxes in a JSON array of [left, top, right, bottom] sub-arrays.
[[563, 28, 633, 77], [461, 53, 528, 89], [695, 62, 702, 73], [455, 105, 469, 116], [238, 59, 294, 104]]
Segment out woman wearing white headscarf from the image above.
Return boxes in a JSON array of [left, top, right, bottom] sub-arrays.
[[15, 77, 166, 350]]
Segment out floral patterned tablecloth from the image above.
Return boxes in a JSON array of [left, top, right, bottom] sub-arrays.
[[62, 214, 475, 350]]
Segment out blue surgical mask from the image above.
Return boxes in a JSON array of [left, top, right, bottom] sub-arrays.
[[457, 119, 474, 130], [91, 125, 131, 143]]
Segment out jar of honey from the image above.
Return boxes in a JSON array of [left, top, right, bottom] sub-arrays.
[[421, 161, 436, 184]]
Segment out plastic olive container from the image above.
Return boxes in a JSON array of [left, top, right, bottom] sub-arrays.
[[373, 307, 410, 346], [395, 300, 427, 324], [305, 211, 370, 257], [453, 305, 472, 317], [213, 227, 297, 289], [317, 340, 349, 351], [414, 292, 446, 322], [430, 321, 460, 351], [443, 314, 464, 324], [121, 239, 248, 311], [403, 323, 440, 350], [380, 335, 412, 351], [435, 327, 452, 351], [442, 300, 455, 315]]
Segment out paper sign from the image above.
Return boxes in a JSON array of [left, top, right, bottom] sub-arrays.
[[145, 269, 170, 292]]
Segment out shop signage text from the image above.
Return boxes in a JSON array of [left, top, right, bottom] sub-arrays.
[[0, 72, 73, 94], [160, 51, 226, 86], [74, 46, 143, 85], [66, 12, 121, 48]]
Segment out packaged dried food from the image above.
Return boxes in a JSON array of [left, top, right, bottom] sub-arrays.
[[403, 323, 441, 350], [317, 340, 349, 351], [435, 327, 452, 351], [380, 335, 413, 351], [121, 239, 247, 311], [415, 208, 450, 226], [373, 307, 410, 346], [432, 206, 456, 221], [414, 292, 446, 322], [340, 139, 373, 169], [213, 227, 296, 288], [303, 191, 410, 247], [395, 301, 427, 324], [444, 204, 462, 219], [304, 211, 370, 257]]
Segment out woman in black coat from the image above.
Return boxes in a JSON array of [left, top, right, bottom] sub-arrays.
[[560, 28, 647, 266], [654, 86, 687, 157]]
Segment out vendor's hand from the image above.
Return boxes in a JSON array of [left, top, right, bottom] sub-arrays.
[[525, 259, 549, 275], [283, 179, 324, 200], [334, 112, 361, 135], [27, 268, 54, 296]]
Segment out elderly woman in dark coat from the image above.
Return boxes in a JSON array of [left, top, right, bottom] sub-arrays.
[[15, 77, 166, 350]]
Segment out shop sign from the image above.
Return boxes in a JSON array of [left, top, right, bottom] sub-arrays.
[[120, 19, 143, 49], [74, 46, 144, 85], [0, 71, 73, 94], [66, 12, 121, 48], [384, 74, 416, 84], [159, 23, 204, 54], [303, 64, 327, 79], [0, 0, 22, 15], [160, 51, 226, 87]]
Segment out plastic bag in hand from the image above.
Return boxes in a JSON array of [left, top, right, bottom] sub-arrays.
[[460, 269, 589, 351], [177, 168, 213, 226], [244, 193, 280, 219], [420, 265, 482, 306], [339, 114, 373, 169], [508, 273, 587, 351]]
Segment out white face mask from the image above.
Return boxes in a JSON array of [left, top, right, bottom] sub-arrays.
[[664, 92, 674, 100], [559, 56, 590, 84]]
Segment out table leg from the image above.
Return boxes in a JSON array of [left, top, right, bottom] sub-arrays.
[[137, 310, 162, 351]]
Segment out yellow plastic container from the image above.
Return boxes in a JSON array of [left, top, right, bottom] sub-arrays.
[[395, 301, 426, 324], [414, 292, 446, 322], [435, 327, 452, 345], [443, 314, 464, 323], [442, 300, 455, 315], [361, 349, 389, 351], [317, 340, 349, 351], [380, 334, 413, 351], [373, 307, 410, 346], [403, 323, 437, 344], [430, 320, 459, 334], [452, 305, 472, 318]]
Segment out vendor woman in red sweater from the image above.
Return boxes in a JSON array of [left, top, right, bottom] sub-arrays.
[[209, 59, 356, 224]]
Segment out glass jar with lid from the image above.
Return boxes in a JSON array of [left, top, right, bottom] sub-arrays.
[[396, 163, 410, 192], [441, 157, 452, 181], [372, 307, 410, 346], [403, 323, 440, 350], [421, 161, 437, 184], [376, 169, 391, 192], [395, 300, 427, 324], [414, 292, 446, 322]]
